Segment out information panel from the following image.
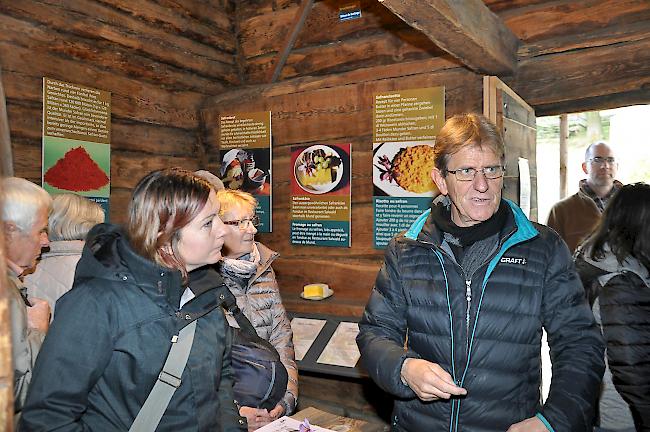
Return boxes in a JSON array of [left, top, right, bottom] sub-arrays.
[[373, 87, 445, 248], [290, 143, 351, 247], [218, 112, 272, 232], [42, 78, 111, 216]]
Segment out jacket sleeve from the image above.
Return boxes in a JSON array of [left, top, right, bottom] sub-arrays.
[[218, 320, 248, 432], [356, 238, 417, 399], [600, 273, 650, 431], [19, 282, 113, 432], [537, 235, 605, 432], [265, 268, 298, 414], [9, 283, 44, 413]]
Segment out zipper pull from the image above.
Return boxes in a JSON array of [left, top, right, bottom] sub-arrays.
[[465, 280, 472, 302]]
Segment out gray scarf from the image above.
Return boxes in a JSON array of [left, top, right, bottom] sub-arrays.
[[220, 243, 261, 290]]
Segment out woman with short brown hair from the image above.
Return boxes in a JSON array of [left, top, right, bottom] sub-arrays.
[[21, 168, 246, 431]]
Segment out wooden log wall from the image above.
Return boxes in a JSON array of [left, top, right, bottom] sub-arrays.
[[238, 0, 650, 115], [201, 61, 483, 315], [238, 0, 448, 84], [0, 0, 239, 222], [490, 0, 650, 115]]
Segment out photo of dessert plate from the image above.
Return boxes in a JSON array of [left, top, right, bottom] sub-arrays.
[[294, 144, 344, 195]]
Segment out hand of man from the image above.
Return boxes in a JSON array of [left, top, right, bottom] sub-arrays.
[[401, 358, 467, 401], [506, 416, 548, 432], [268, 403, 285, 420], [27, 297, 50, 333], [239, 406, 272, 431]]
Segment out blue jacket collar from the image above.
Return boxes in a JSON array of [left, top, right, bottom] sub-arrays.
[[405, 198, 538, 245]]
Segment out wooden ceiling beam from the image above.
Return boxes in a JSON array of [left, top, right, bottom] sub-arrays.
[[378, 0, 519, 75], [267, 0, 315, 83]]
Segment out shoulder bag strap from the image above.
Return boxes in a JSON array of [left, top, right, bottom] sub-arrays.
[[219, 286, 259, 337], [129, 320, 197, 432]]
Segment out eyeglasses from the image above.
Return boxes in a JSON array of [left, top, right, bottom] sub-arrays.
[[589, 157, 616, 166], [445, 166, 505, 181], [222, 215, 260, 230]]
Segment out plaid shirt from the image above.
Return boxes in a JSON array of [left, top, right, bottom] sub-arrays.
[[579, 179, 623, 212]]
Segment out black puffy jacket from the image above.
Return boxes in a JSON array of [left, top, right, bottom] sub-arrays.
[[357, 200, 604, 432], [20, 224, 246, 431], [575, 246, 650, 431]]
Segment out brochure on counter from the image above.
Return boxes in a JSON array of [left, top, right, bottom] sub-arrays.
[[254, 416, 336, 432]]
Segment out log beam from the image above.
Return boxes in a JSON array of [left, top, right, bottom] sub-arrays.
[[267, 0, 315, 83], [506, 37, 650, 116], [378, 0, 519, 75]]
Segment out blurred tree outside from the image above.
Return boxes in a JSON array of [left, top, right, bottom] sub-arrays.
[[536, 105, 650, 223]]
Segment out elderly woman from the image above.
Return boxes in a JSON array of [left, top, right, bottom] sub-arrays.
[[24, 193, 105, 315], [20, 168, 246, 431], [216, 189, 298, 431]]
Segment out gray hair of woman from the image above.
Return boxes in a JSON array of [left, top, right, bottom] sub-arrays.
[[48, 194, 105, 241]]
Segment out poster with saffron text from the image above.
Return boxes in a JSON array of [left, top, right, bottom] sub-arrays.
[[290, 143, 351, 247], [218, 112, 272, 232], [373, 87, 444, 248], [42, 78, 111, 217]]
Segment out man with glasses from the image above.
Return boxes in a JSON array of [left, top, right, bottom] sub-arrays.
[[357, 114, 604, 432], [547, 142, 622, 253]]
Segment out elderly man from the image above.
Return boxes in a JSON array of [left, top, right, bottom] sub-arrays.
[[1, 177, 51, 414], [547, 141, 622, 253], [357, 114, 604, 432]]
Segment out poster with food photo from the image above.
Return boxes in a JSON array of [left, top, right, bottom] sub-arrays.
[[372, 86, 444, 249], [373, 140, 439, 248], [290, 144, 351, 248], [42, 78, 111, 217], [218, 111, 272, 232]]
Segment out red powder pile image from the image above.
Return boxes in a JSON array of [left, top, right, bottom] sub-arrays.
[[45, 146, 109, 192]]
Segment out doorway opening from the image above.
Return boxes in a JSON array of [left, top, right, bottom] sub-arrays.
[[536, 105, 650, 223]]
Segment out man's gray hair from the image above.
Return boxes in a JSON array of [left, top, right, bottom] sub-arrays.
[[48, 193, 105, 241], [1, 177, 53, 232]]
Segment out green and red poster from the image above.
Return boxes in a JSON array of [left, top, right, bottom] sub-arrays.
[[42, 78, 111, 216]]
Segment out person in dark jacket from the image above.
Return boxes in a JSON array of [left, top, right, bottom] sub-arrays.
[[20, 168, 247, 431], [357, 113, 605, 432], [575, 182, 650, 432]]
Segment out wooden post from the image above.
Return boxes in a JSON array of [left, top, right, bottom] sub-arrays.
[[0, 182, 15, 428], [0, 68, 14, 177], [559, 114, 568, 199]]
